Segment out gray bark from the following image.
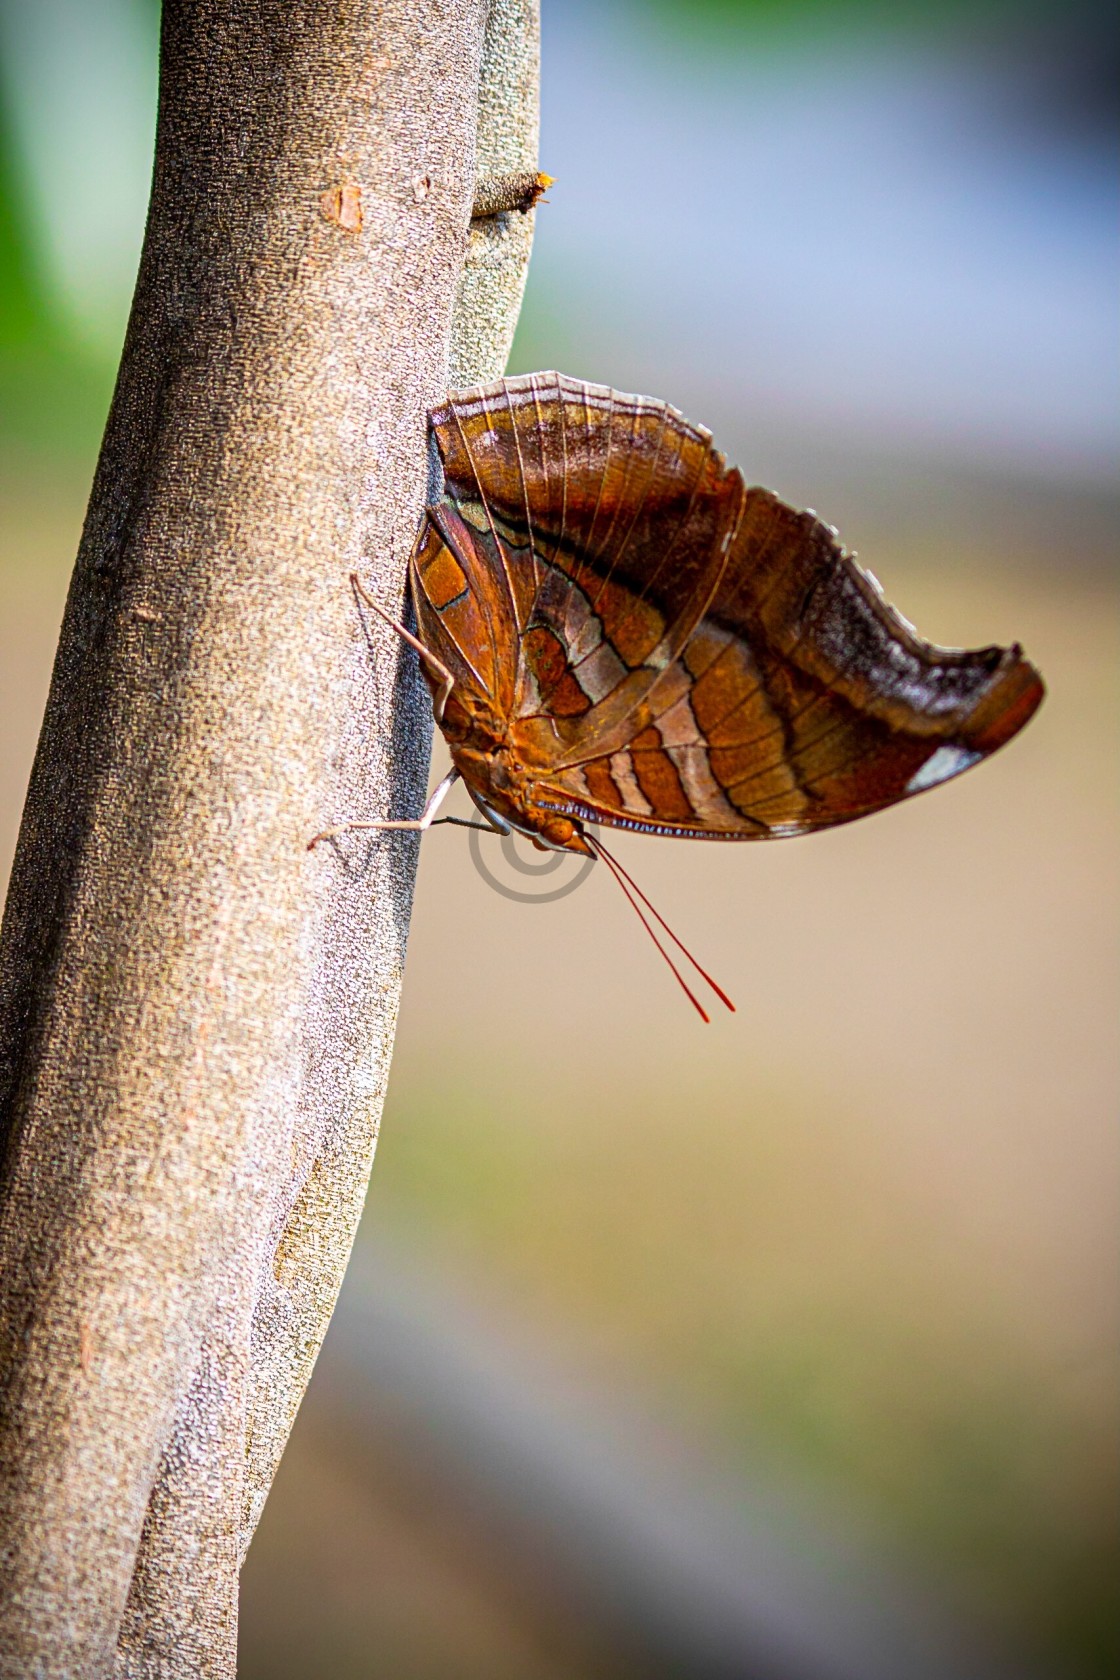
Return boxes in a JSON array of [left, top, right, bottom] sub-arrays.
[[0, 1, 539, 1674]]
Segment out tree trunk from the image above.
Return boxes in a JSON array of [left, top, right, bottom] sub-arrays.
[[0, 2, 539, 1673]]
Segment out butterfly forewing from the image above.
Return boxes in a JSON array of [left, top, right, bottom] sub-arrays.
[[416, 373, 1044, 843], [429, 376, 747, 743]]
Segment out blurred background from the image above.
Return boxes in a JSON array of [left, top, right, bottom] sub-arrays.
[[1, 1, 1116, 1676]]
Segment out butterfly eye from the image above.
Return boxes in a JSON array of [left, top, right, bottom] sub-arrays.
[[539, 816, 578, 849]]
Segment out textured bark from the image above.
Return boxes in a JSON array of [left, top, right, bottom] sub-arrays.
[[0, 1, 539, 1674]]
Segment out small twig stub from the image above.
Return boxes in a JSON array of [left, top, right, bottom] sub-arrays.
[[471, 169, 553, 220]]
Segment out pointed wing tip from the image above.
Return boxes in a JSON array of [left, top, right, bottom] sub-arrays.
[[966, 647, 1046, 757], [906, 647, 1045, 797]]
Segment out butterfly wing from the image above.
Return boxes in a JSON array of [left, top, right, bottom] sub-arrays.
[[426, 374, 1044, 840], [427, 373, 745, 744], [534, 487, 1043, 837], [408, 490, 527, 734]]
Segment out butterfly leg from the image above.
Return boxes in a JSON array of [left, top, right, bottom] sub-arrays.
[[428, 816, 506, 833], [350, 571, 454, 721], [308, 767, 462, 849], [430, 796, 510, 837]]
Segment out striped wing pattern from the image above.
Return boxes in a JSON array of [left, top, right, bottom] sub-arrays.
[[415, 373, 1044, 841]]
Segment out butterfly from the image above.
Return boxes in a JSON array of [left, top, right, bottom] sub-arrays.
[[313, 373, 1045, 1018]]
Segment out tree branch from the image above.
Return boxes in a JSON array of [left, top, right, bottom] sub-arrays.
[[0, 2, 539, 1674]]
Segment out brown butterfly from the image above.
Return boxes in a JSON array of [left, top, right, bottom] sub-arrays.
[[314, 373, 1044, 1017]]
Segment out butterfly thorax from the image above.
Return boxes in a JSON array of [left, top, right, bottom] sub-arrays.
[[420, 668, 589, 854]]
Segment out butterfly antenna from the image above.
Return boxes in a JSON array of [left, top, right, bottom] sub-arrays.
[[587, 832, 735, 1021], [589, 831, 735, 1014], [588, 836, 710, 1022]]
